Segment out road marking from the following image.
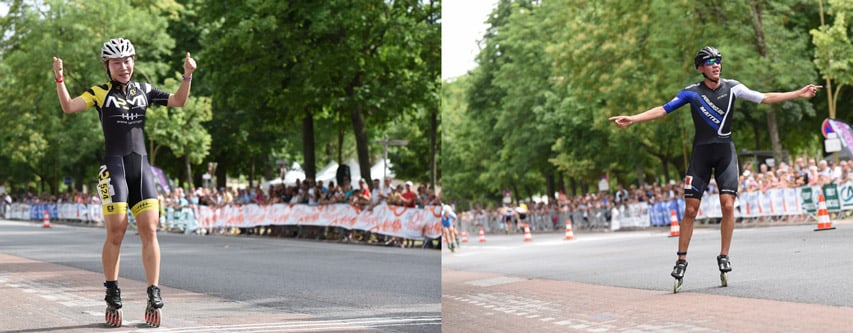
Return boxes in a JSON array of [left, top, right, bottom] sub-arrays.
[[108, 316, 442, 332], [446, 292, 716, 332], [465, 276, 525, 287]]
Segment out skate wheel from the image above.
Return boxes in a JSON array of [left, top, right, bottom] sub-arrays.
[[673, 279, 683, 293], [105, 308, 122, 327], [145, 307, 161, 327], [720, 272, 728, 287]]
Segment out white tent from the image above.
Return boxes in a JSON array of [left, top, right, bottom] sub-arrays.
[[282, 169, 306, 186], [316, 161, 339, 185], [370, 159, 395, 187], [266, 159, 395, 189]]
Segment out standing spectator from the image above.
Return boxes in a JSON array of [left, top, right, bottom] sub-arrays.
[[352, 179, 371, 208], [368, 179, 386, 211], [401, 181, 417, 208]]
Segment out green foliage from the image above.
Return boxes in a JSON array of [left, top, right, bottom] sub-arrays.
[[443, 0, 833, 205], [0, 0, 175, 193], [0, 0, 438, 194], [198, 0, 439, 186]]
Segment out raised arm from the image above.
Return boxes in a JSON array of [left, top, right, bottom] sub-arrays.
[[761, 84, 822, 104], [167, 52, 197, 107], [53, 57, 88, 114], [609, 106, 668, 128]]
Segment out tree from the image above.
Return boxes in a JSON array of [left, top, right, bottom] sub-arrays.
[[0, 0, 175, 194], [199, 0, 439, 187], [812, 0, 853, 123], [146, 75, 212, 188]]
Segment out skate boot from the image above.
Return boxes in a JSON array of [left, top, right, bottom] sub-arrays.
[[670, 259, 688, 293], [717, 255, 732, 287], [144, 285, 164, 327], [104, 283, 122, 327]]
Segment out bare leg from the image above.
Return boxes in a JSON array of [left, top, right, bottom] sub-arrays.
[[678, 198, 701, 260], [135, 209, 161, 286], [719, 194, 736, 256], [102, 213, 129, 281]]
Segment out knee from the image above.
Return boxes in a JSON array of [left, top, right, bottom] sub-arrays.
[[721, 200, 735, 213], [136, 222, 158, 242], [106, 229, 126, 246], [684, 204, 699, 218]]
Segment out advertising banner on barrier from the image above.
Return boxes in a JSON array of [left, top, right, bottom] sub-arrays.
[[823, 183, 841, 212], [9, 203, 442, 240], [193, 203, 442, 240]]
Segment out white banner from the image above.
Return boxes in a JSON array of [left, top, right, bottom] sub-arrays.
[[7, 203, 441, 240]]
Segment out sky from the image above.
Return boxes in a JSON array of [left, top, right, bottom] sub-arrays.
[[442, 0, 498, 81]]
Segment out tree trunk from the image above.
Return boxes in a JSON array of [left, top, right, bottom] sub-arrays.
[[337, 110, 344, 164], [185, 154, 194, 190], [749, 0, 783, 163], [766, 107, 783, 163], [216, 163, 227, 189], [545, 171, 555, 204], [556, 171, 565, 197], [636, 160, 645, 187], [302, 109, 316, 180], [429, 106, 438, 189], [249, 158, 255, 188], [351, 103, 371, 184]]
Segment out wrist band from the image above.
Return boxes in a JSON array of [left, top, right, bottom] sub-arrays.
[[55, 76, 64, 83], [182, 74, 192, 81]]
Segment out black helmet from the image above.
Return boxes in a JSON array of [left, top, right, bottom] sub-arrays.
[[694, 46, 722, 68]]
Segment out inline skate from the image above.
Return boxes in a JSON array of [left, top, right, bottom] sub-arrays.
[[104, 283, 122, 327], [717, 255, 732, 287], [671, 259, 688, 293], [144, 285, 164, 327]]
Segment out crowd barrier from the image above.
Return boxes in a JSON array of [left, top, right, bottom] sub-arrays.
[[459, 183, 853, 233], [5, 203, 442, 241], [8, 184, 852, 237]]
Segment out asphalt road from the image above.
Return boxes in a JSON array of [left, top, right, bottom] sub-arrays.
[[442, 221, 853, 332], [445, 223, 853, 306], [0, 219, 440, 332]]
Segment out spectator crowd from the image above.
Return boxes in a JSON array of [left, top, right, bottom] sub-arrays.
[[459, 155, 853, 232]]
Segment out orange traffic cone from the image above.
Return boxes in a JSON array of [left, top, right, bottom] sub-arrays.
[[523, 223, 533, 242], [668, 210, 680, 237], [42, 209, 51, 228], [815, 194, 836, 231], [565, 220, 574, 240], [461, 229, 469, 243], [478, 227, 486, 243]]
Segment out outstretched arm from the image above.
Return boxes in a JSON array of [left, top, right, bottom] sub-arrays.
[[167, 52, 197, 107], [761, 84, 822, 104], [53, 57, 88, 114], [608, 106, 667, 128]]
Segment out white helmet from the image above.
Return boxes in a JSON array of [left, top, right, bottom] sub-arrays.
[[101, 38, 136, 62], [442, 204, 454, 216]]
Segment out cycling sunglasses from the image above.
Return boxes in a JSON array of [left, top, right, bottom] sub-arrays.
[[704, 58, 722, 66]]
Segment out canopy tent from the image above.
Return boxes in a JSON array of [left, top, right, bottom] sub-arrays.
[[261, 162, 306, 191], [315, 161, 340, 185], [370, 159, 395, 188], [262, 159, 396, 191]]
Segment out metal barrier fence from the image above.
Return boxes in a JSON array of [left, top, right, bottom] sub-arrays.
[[459, 209, 614, 236]]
